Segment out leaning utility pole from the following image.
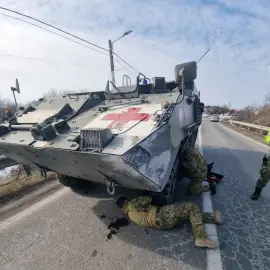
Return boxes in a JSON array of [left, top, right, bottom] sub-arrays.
[[108, 30, 133, 86], [108, 39, 116, 85]]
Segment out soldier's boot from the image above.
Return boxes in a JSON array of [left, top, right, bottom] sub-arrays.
[[201, 184, 210, 192], [195, 238, 218, 249], [207, 181, 216, 195], [251, 187, 262, 200], [214, 210, 223, 224], [201, 182, 216, 195], [187, 183, 209, 196]]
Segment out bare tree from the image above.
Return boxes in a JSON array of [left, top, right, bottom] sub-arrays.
[[42, 88, 76, 98], [235, 92, 270, 127], [264, 92, 270, 105]]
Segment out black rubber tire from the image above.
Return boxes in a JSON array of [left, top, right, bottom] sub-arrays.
[[190, 130, 198, 148], [57, 174, 91, 189]]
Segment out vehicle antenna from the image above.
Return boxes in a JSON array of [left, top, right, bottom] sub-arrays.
[[197, 48, 210, 64]]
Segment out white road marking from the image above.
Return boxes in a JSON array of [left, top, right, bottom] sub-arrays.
[[220, 122, 269, 151], [198, 126, 223, 270], [0, 187, 70, 231]]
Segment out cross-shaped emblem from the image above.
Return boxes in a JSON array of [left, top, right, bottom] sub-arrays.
[[102, 107, 151, 129]]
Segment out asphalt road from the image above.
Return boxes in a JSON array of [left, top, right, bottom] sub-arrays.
[[202, 121, 270, 270], [0, 120, 269, 270]]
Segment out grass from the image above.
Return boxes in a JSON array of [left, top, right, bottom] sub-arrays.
[[0, 166, 56, 198]]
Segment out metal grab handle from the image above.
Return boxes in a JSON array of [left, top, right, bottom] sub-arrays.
[[122, 75, 131, 86], [106, 180, 115, 195]]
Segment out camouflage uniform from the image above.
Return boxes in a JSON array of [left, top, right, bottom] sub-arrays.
[[124, 196, 218, 240], [251, 154, 270, 200], [181, 148, 209, 195]]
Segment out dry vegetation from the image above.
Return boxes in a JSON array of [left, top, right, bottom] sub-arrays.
[[0, 165, 56, 200], [0, 94, 18, 121], [206, 92, 270, 127], [235, 93, 270, 127], [205, 104, 231, 115], [42, 88, 90, 98]]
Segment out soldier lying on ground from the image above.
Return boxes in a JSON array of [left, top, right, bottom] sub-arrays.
[[180, 147, 216, 196], [251, 153, 270, 200], [116, 196, 222, 249]]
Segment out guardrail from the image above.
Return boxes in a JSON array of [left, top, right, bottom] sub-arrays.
[[227, 120, 270, 135]]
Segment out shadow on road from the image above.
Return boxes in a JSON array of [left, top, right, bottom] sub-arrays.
[[76, 178, 207, 269], [71, 159, 215, 267], [71, 145, 269, 269]]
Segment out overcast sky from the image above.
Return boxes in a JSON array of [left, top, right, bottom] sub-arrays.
[[0, 0, 269, 109]]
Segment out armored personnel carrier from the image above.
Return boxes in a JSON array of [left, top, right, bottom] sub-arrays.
[[0, 61, 203, 203]]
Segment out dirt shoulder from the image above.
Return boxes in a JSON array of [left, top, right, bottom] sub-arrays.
[[221, 121, 267, 145], [0, 166, 57, 207]]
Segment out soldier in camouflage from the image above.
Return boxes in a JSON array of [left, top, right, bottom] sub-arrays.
[[116, 196, 222, 249], [251, 153, 270, 200], [180, 147, 214, 196]]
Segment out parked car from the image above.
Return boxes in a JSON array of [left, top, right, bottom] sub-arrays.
[[264, 131, 270, 145], [210, 114, 220, 122]]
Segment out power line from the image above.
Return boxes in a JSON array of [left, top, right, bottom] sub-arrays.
[[113, 52, 140, 73], [0, 6, 108, 53], [0, 52, 106, 67], [0, 7, 141, 73], [0, 12, 109, 56]]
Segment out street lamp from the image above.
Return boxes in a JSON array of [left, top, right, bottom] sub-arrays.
[[109, 30, 133, 85]]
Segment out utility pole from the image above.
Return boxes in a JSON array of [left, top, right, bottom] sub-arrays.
[[108, 39, 116, 85], [108, 30, 133, 86]]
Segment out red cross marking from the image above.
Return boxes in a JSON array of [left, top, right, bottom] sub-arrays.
[[102, 107, 151, 129]]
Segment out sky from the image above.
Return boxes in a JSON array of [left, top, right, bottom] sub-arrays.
[[0, 0, 269, 109]]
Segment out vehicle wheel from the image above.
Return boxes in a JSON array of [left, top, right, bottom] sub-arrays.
[[189, 131, 198, 148], [57, 174, 91, 189]]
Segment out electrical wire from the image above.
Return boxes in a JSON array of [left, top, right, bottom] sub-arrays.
[[113, 52, 140, 73], [114, 57, 126, 67], [0, 6, 108, 53], [0, 12, 109, 56], [0, 7, 141, 73], [0, 52, 105, 67]]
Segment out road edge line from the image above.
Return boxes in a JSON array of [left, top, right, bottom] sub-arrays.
[[198, 126, 223, 270]]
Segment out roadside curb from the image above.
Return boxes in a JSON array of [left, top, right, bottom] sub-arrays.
[[198, 126, 223, 270]]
